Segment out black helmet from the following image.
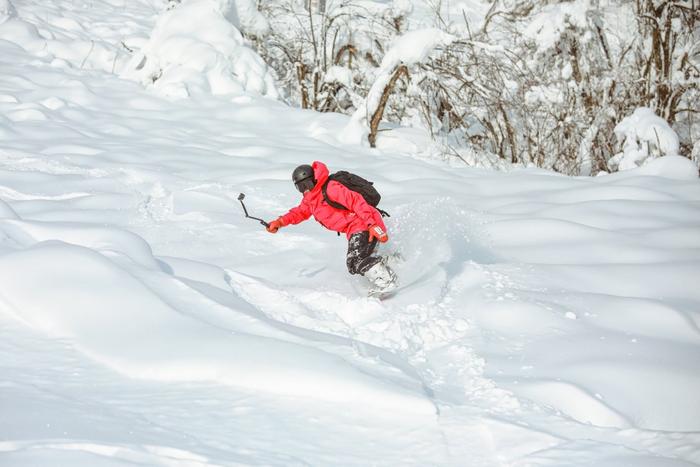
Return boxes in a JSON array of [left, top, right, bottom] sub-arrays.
[[292, 164, 316, 193]]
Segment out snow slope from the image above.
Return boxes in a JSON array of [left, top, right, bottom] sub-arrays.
[[1, 1, 700, 466]]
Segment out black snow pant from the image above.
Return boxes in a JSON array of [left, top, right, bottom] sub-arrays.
[[346, 231, 381, 275]]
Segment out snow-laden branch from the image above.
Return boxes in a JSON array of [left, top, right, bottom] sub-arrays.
[[340, 28, 455, 147]]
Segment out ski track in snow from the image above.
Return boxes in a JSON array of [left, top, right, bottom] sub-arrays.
[[1, 1, 700, 466]]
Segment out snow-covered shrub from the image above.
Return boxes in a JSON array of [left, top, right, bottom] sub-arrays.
[[414, 0, 633, 174], [213, 0, 270, 37], [248, 0, 698, 174], [609, 107, 680, 171], [416, 0, 699, 175], [122, 0, 278, 99], [254, 0, 405, 112]]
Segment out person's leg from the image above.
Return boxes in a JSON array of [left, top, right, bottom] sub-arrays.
[[347, 231, 396, 291], [346, 231, 381, 275]]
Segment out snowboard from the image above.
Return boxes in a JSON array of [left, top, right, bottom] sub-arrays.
[[365, 250, 402, 299], [367, 287, 399, 300]]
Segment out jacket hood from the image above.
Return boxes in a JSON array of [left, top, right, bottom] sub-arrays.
[[310, 161, 329, 191]]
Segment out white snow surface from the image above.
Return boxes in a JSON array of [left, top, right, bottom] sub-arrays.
[[1, 1, 700, 466]]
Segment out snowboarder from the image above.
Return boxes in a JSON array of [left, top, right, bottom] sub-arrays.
[[266, 161, 396, 294]]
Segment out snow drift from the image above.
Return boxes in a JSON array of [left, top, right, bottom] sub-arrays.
[[0, 220, 433, 414]]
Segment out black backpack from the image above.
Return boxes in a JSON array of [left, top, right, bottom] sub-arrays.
[[322, 171, 389, 217]]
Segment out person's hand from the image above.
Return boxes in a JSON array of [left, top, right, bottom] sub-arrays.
[[267, 218, 284, 233], [368, 224, 388, 243]]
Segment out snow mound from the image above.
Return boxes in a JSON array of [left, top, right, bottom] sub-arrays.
[[0, 16, 46, 55], [0, 0, 16, 22], [515, 380, 631, 428], [0, 441, 218, 467], [0, 198, 18, 219], [0, 242, 433, 414], [0, 1, 137, 73], [0, 219, 160, 270], [636, 155, 699, 180], [122, 0, 278, 99]]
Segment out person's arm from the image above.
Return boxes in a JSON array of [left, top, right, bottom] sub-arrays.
[[267, 200, 312, 233], [281, 201, 312, 225]]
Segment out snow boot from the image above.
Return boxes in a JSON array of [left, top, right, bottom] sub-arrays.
[[364, 261, 397, 294]]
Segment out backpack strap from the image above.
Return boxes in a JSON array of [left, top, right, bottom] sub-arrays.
[[321, 179, 345, 237], [321, 178, 349, 211]]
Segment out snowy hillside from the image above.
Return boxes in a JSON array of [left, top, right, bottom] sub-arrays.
[[1, 1, 700, 466]]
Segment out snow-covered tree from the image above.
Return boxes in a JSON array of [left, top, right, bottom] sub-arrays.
[[420, 0, 699, 174], [341, 28, 454, 147], [250, 0, 698, 174]]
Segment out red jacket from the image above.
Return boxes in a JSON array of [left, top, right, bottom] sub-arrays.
[[279, 161, 387, 238]]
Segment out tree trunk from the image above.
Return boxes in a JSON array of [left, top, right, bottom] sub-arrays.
[[368, 65, 408, 148], [296, 63, 309, 109]]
